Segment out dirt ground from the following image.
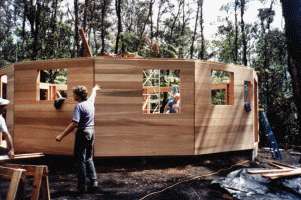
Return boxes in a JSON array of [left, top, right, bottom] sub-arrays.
[[1, 148, 300, 200]]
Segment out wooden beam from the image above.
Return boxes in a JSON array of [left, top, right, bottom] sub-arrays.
[[79, 28, 92, 57]]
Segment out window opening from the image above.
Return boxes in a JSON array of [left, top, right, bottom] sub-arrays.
[[1, 75, 7, 99], [0, 75, 7, 120], [38, 69, 67, 101], [211, 70, 233, 105], [143, 70, 180, 114]]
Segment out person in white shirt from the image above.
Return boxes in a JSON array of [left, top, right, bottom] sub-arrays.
[[0, 98, 14, 158]]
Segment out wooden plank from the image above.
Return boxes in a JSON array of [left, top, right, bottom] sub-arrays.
[[14, 125, 74, 155], [31, 166, 44, 200], [195, 142, 254, 155], [2, 163, 47, 176], [14, 58, 94, 71], [195, 117, 253, 127], [262, 169, 301, 179], [248, 168, 294, 174], [79, 28, 92, 57], [95, 74, 141, 82]]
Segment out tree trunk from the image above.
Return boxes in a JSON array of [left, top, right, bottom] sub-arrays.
[[50, 0, 58, 58], [100, 0, 107, 54], [281, 0, 301, 130], [74, 0, 79, 58], [115, 0, 122, 54], [240, 0, 247, 66], [190, 0, 200, 59], [200, 0, 204, 60], [150, 0, 153, 40], [80, 0, 88, 57], [234, 0, 238, 64], [21, 0, 27, 60]]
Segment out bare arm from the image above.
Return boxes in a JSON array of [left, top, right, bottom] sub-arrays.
[[90, 84, 101, 101], [56, 121, 78, 142], [164, 105, 169, 114], [2, 131, 14, 158]]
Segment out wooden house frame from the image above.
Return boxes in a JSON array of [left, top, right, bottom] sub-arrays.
[[0, 57, 259, 157]]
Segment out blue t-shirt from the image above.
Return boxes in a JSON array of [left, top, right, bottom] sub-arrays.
[[167, 100, 179, 113], [72, 96, 95, 127]]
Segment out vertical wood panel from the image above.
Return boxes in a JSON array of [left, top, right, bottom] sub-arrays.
[[13, 58, 94, 154], [195, 61, 257, 155], [94, 58, 195, 157]]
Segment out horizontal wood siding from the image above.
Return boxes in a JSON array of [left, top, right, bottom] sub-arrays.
[[13, 58, 94, 155], [195, 61, 257, 155], [94, 58, 195, 157], [8, 57, 258, 157]]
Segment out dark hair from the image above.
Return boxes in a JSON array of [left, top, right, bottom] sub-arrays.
[[72, 86, 88, 100], [0, 105, 6, 109]]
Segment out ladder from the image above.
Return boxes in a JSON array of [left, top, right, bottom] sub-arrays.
[[259, 109, 282, 159]]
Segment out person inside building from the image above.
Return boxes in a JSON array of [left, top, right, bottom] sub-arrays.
[[164, 93, 180, 114]]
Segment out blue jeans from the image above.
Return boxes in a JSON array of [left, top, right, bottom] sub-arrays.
[[74, 127, 97, 190]]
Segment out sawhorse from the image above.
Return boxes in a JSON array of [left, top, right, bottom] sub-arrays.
[[0, 165, 26, 200], [0, 164, 50, 200]]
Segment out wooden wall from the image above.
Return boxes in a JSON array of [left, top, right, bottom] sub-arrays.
[[195, 60, 258, 155], [7, 57, 258, 157], [13, 58, 94, 155], [94, 58, 195, 157]]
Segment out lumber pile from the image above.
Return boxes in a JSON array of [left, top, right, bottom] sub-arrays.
[[247, 161, 301, 179]]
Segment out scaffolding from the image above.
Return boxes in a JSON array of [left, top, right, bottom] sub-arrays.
[[143, 70, 161, 113]]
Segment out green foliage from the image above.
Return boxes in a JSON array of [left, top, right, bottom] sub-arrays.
[[41, 69, 67, 84], [119, 33, 140, 53], [212, 90, 226, 105]]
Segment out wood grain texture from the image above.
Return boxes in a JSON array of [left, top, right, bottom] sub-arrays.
[[0, 57, 258, 157], [195, 60, 257, 155], [12, 58, 93, 155], [94, 58, 195, 156]]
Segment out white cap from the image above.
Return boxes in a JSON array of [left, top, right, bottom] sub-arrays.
[[0, 98, 9, 105]]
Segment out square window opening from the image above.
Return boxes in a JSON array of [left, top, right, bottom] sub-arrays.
[[38, 69, 68, 101], [211, 70, 234, 105], [143, 70, 180, 114]]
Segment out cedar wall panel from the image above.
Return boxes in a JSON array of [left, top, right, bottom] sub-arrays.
[[195, 61, 257, 155], [0, 65, 14, 138], [94, 58, 195, 157], [13, 58, 94, 155]]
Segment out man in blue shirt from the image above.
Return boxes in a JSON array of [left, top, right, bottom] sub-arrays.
[[56, 84, 100, 193], [164, 93, 180, 114]]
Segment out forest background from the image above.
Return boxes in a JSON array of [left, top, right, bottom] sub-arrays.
[[0, 0, 297, 147]]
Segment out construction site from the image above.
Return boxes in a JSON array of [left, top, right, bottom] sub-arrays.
[[1, 30, 301, 200]]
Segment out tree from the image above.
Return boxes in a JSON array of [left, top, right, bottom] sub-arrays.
[[281, 0, 301, 136], [114, 0, 122, 54], [190, 0, 201, 59], [240, 0, 247, 66]]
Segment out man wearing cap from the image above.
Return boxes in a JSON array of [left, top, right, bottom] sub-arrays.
[[0, 98, 14, 158]]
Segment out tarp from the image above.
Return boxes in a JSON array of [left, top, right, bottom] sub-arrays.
[[211, 168, 301, 200]]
